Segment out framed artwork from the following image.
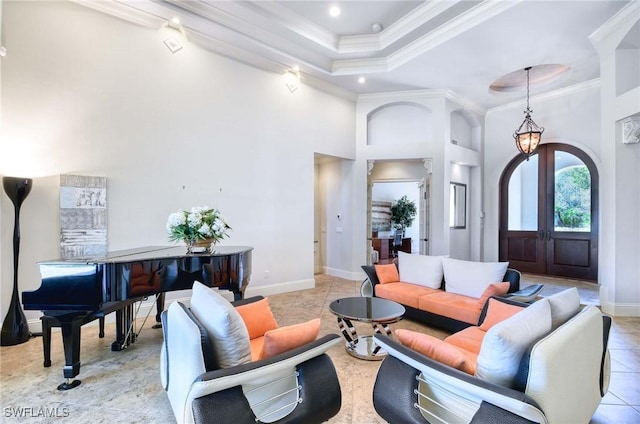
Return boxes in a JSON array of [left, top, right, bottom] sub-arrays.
[[60, 175, 107, 258]]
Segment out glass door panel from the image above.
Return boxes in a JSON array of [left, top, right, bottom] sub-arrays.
[[507, 154, 538, 231], [553, 152, 591, 232]]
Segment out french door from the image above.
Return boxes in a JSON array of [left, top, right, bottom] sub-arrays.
[[499, 144, 598, 281]]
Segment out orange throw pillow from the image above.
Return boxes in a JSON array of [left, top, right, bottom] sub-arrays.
[[375, 264, 400, 284], [259, 318, 321, 360], [235, 298, 279, 340], [479, 298, 524, 331], [396, 329, 474, 375], [477, 282, 511, 307]]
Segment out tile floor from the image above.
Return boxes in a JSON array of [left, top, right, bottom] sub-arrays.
[[0, 274, 638, 423]]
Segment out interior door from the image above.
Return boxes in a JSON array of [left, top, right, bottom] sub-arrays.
[[499, 144, 598, 280]]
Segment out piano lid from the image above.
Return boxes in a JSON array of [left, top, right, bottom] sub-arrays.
[[38, 246, 254, 265]]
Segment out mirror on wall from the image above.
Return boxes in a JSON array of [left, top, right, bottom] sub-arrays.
[[450, 182, 466, 229]]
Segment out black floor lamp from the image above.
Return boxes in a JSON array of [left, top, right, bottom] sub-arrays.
[[1, 176, 33, 346]]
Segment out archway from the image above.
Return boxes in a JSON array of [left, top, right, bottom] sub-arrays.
[[499, 144, 599, 280]]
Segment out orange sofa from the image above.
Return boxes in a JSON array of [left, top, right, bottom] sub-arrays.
[[361, 254, 521, 332]]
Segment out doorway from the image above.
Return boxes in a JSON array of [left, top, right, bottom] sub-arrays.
[[368, 180, 423, 264], [499, 144, 599, 281]]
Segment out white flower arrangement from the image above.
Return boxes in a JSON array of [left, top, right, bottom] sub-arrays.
[[166, 206, 231, 244]]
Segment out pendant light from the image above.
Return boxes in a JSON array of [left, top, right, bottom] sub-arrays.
[[513, 66, 544, 159]]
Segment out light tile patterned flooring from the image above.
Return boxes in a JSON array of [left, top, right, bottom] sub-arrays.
[[0, 274, 638, 423]]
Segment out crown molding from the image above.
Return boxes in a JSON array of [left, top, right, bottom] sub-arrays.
[[240, 0, 340, 52], [71, 0, 166, 29], [589, 0, 640, 47], [338, 1, 460, 54], [488, 78, 601, 114], [332, 0, 521, 75], [445, 90, 487, 116], [357, 89, 450, 105]]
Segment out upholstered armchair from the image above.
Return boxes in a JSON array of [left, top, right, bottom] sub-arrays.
[[160, 281, 342, 424], [371, 290, 611, 424]]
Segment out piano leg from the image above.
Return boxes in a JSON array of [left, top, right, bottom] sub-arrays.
[[99, 317, 105, 338], [152, 293, 165, 329], [111, 303, 136, 351], [41, 316, 53, 367], [58, 314, 85, 390]]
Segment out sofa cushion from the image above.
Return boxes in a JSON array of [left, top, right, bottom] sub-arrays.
[[375, 264, 400, 284], [375, 282, 440, 309], [235, 297, 279, 340], [189, 281, 252, 368], [396, 329, 475, 374], [445, 326, 486, 355], [398, 252, 444, 289], [545, 287, 581, 329], [477, 282, 511, 307], [442, 258, 509, 298], [479, 298, 525, 331], [259, 318, 321, 360], [418, 291, 482, 325], [249, 336, 265, 361], [475, 298, 551, 388]]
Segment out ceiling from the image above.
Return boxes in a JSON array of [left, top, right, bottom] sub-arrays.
[[77, 0, 632, 109]]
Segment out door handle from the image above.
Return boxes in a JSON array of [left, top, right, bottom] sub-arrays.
[[546, 231, 552, 241], [538, 230, 545, 240]]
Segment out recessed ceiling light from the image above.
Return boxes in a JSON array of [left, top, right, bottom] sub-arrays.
[[329, 6, 341, 17], [358, 77, 366, 84]]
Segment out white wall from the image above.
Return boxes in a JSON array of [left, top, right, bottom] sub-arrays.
[[591, 2, 640, 316], [449, 164, 471, 259], [0, 1, 355, 325]]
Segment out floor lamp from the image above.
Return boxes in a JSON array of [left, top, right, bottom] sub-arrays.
[[1, 176, 33, 346]]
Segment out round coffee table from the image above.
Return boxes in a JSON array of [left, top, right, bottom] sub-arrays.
[[329, 297, 405, 360]]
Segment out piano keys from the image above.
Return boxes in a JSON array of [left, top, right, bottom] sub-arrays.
[[22, 245, 253, 390]]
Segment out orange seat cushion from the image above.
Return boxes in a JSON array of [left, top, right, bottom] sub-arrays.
[[458, 348, 478, 375], [375, 264, 400, 284], [396, 329, 475, 375], [445, 326, 486, 354], [235, 297, 279, 340], [249, 336, 265, 361], [418, 292, 482, 324], [375, 283, 440, 309], [477, 282, 511, 307], [259, 318, 321, 360], [479, 298, 525, 331]]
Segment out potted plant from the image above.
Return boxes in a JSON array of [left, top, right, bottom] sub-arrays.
[[391, 195, 417, 236], [166, 206, 231, 253]]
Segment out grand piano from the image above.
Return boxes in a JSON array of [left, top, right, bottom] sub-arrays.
[[22, 245, 253, 390]]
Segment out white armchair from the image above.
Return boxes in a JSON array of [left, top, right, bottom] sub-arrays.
[[160, 283, 342, 424], [372, 303, 611, 423]]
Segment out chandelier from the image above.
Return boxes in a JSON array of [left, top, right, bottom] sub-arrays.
[[513, 67, 544, 159]]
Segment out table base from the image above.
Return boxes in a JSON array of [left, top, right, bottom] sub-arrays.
[[337, 317, 392, 361]]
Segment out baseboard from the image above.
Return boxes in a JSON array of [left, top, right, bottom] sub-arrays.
[[600, 286, 640, 317], [601, 300, 640, 317], [324, 266, 365, 282], [245, 279, 315, 297]]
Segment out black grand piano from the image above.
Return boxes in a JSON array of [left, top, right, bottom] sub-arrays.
[[22, 245, 253, 390]]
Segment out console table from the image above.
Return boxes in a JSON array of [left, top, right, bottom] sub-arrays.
[[372, 237, 411, 260]]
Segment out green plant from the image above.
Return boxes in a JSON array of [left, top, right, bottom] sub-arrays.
[[554, 166, 591, 230], [391, 195, 417, 234]]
